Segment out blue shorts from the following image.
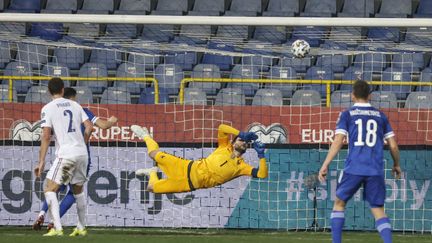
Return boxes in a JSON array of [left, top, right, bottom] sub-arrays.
[[336, 172, 386, 208]]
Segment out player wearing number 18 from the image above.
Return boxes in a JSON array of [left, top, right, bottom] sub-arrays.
[[318, 80, 402, 243]]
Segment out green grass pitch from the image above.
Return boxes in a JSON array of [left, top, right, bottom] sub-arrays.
[[1, 227, 431, 243]]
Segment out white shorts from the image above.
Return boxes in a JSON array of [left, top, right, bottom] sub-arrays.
[[46, 155, 88, 186]]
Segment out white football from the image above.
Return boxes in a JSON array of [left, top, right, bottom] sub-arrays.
[[291, 39, 310, 58]]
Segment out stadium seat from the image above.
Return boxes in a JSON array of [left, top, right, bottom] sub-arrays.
[[115, 63, 147, 94], [81, 0, 114, 12], [216, 11, 256, 41], [226, 65, 260, 96], [141, 11, 178, 43], [340, 67, 373, 91], [89, 49, 122, 70], [370, 91, 398, 109], [302, 0, 337, 16], [419, 68, 432, 92], [29, 23, 63, 41], [304, 66, 335, 96], [0, 42, 11, 69], [182, 88, 207, 105], [45, 0, 77, 11], [66, 23, 100, 40], [327, 27, 362, 45], [252, 12, 290, 44], [380, 67, 412, 99], [338, 0, 374, 17], [266, 66, 297, 97], [100, 87, 131, 104], [315, 55, 350, 73], [175, 10, 216, 44], [252, 89, 283, 106], [17, 43, 48, 69], [367, 27, 401, 43], [77, 63, 109, 94], [138, 87, 169, 104], [53, 48, 85, 70], [376, 0, 412, 17], [290, 26, 328, 47], [154, 64, 184, 94], [266, 0, 300, 15], [4, 62, 33, 94], [0, 85, 17, 103], [192, 0, 224, 13], [241, 41, 274, 71], [230, 0, 261, 14], [215, 88, 246, 106], [164, 49, 198, 71], [118, 0, 152, 13], [330, 91, 352, 108], [404, 27, 432, 45], [201, 42, 235, 71], [106, 11, 142, 38], [0, 23, 26, 35], [189, 64, 222, 95], [415, 0, 432, 17], [391, 52, 424, 71], [8, 0, 40, 12], [128, 50, 161, 71], [156, 0, 189, 12], [40, 63, 71, 86], [279, 55, 312, 73], [73, 86, 94, 104], [291, 90, 321, 106], [353, 53, 388, 72], [405, 92, 432, 109], [24, 86, 51, 104]]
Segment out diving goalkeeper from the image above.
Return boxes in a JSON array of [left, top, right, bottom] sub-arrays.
[[131, 124, 267, 193]]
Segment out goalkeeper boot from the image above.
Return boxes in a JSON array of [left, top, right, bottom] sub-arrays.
[[136, 167, 158, 177], [69, 227, 87, 237], [43, 228, 63, 237], [32, 215, 44, 230], [131, 125, 150, 140]]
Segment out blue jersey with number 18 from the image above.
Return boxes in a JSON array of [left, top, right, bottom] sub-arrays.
[[335, 103, 394, 176]]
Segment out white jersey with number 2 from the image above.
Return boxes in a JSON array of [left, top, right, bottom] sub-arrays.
[[40, 97, 89, 158]]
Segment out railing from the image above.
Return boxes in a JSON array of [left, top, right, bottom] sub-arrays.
[[1, 76, 159, 104], [179, 78, 432, 107]]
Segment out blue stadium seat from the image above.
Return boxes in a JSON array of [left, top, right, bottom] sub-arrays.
[[315, 55, 349, 73], [226, 65, 260, 96], [266, 0, 299, 15], [304, 66, 335, 96], [82, 0, 114, 12], [380, 67, 412, 99], [266, 66, 297, 97], [415, 0, 432, 17], [115, 63, 146, 94], [73, 86, 94, 104], [404, 27, 432, 45], [138, 87, 169, 104], [89, 49, 122, 70], [119, 0, 152, 12], [164, 49, 197, 71], [340, 66, 373, 90], [353, 53, 388, 72], [106, 11, 141, 38], [290, 26, 328, 47], [330, 91, 352, 108], [156, 0, 188, 12], [154, 64, 184, 94], [53, 48, 85, 70], [0, 85, 18, 103], [3, 62, 33, 94], [175, 10, 216, 44], [367, 27, 401, 43], [9, 0, 40, 12], [201, 42, 235, 71], [0, 42, 11, 69], [24, 86, 51, 104], [405, 92, 432, 109], [17, 43, 48, 69], [45, 0, 77, 11], [339, 0, 374, 17], [182, 88, 207, 105], [216, 11, 256, 40], [77, 63, 109, 94], [0, 23, 26, 35], [100, 87, 131, 104], [252, 88, 283, 106], [391, 52, 424, 71], [371, 91, 398, 109], [279, 55, 312, 73], [327, 27, 362, 45], [66, 23, 100, 40], [189, 64, 222, 95], [40, 63, 71, 86], [128, 50, 161, 70], [241, 41, 274, 71], [291, 90, 321, 106], [192, 0, 224, 13], [302, 0, 337, 16], [376, 0, 412, 17], [215, 88, 246, 106], [141, 11, 178, 42], [320, 41, 349, 50], [29, 23, 63, 41], [253, 12, 290, 44], [230, 0, 261, 14], [419, 68, 432, 92]]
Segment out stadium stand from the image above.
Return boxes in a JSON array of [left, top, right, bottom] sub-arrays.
[[266, 66, 297, 97], [138, 86, 169, 104], [266, 0, 300, 15], [338, 0, 375, 17], [201, 42, 235, 71], [380, 67, 412, 99], [229, 0, 262, 14], [81, 0, 114, 12], [100, 87, 132, 104], [241, 41, 274, 71], [391, 52, 424, 71], [189, 64, 222, 95], [279, 55, 313, 73], [216, 10, 257, 41], [24, 86, 51, 104], [89, 49, 122, 70], [226, 64, 260, 96], [291, 89, 321, 106], [0, 84, 17, 103], [370, 91, 398, 108], [405, 92, 432, 109], [304, 66, 335, 96], [8, 0, 40, 12], [0, 42, 11, 69], [330, 91, 353, 108], [40, 63, 71, 87], [353, 53, 388, 72], [315, 55, 350, 73], [419, 68, 432, 91], [154, 64, 184, 94], [45, 0, 77, 12], [301, 0, 337, 17], [215, 88, 246, 106], [73, 86, 94, 104], [53, 47, 85, 70], [3, 62, 33, 94], [192, 0, 225, 14], [77, 63, 109, 94], [182, 87, 207, 105], [16, 43, 48, 69], [251, 88, 283, 106], [164, 49, 198, 71], [115, 63, 147, 94], [415, 0, 432, 17], [375, 0, 412, 18]]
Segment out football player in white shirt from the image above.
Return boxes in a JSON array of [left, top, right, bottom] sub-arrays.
[[35, 78, 93, 237]]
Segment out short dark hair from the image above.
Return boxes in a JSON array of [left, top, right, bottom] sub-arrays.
[[48, 77, 64, 95], [63, 87, 77, 99], [352, 80, 370, 100]]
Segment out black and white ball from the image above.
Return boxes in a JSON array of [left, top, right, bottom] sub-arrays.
[[291, 39, 310, 58]]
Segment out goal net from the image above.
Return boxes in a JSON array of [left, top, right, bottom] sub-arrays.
[[0, 15, 431, 233]]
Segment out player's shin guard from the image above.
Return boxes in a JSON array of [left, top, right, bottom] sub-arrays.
[[74, 192, 86, 230], [45, 191, 62, 230], [59, 190, 76, 218], [376, 217, 392, 243], [331, 211, 345, 243], [144, 137, 159, 154]]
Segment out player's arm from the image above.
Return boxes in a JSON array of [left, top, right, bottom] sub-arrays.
[[83, 120, 93, 143], [95, 116, 118, 129], [318, 133, 345, 183], [35, 127, 51, 178], [217, 124, 239, 146], [251, 141, 267, 178], [387, 136, 402, 179]]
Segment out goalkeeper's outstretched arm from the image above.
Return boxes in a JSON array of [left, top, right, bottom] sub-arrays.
[[251, 141, 268, 179]]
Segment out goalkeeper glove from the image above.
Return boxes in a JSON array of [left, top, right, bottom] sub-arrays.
[[238, 131, 258, 142], [253, 141, 265, 159]]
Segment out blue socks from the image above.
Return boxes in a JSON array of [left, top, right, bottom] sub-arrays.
[[331, 210, 345, 243], [376, 217, 392, 243]]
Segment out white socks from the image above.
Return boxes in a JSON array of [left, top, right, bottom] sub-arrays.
[[44, 191, 62, 230], [74, 192, 86, 230]]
